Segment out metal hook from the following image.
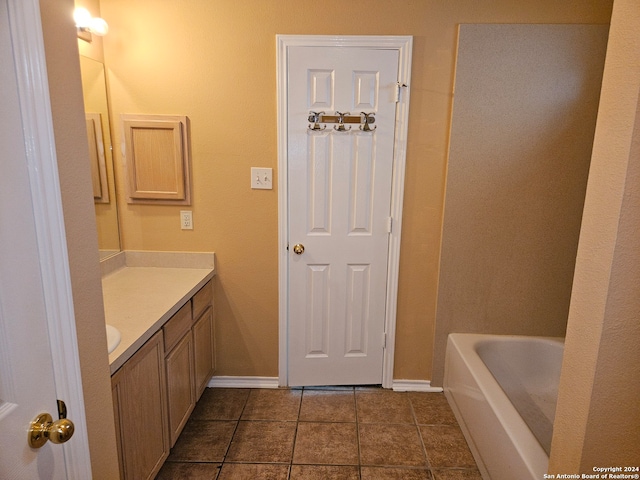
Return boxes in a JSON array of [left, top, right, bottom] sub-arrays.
[[308, 111, 326, 131], [334, 111, 351, 132], [359, 112, 376, 132]]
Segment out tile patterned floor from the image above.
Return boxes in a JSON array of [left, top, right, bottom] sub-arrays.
[[156, 387, 482, 480]]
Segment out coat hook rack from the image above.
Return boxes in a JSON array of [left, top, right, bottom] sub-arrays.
[[308, 111, 376, 132], [334, 111, 351, 131], [360, 112, 376, 132], [308, 111, 326, 131]]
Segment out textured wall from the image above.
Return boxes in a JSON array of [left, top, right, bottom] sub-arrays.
[[432, 24, 609, 385]]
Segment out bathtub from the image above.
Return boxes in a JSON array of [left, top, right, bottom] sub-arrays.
[[443, 333, 564, 480]]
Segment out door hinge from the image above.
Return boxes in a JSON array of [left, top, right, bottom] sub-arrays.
[[394, 82, 408, 103], [383, 332, 387, 349], [385, 216, 393, 234]]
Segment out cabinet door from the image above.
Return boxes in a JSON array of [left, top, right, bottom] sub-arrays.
[[193, 306, 215, 399], [119, 330, 169, 480], [165, 331, 195, 446], [111, 369, 126, 480]]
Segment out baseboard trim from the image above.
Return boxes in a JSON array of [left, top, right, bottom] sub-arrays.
[[392, 380, 443, 392], [207, 376, 442, 392], [208, 376, 280, 389]]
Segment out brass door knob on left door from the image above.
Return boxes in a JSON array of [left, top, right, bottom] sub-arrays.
[[292, 244, 305, 255], [28, 412, 75, 448]]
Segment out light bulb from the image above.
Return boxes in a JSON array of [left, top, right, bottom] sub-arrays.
[[89, 17, 109, 36], [73, 7, 92, 28]]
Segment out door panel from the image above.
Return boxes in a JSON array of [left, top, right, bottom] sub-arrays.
[[287, 46, 399, 386], [349, 135, 375, 234], [345, 263, 370, 356], [0, 0, 69, 476], [305, 264, 330, 357], [308, 133, 332, 234]]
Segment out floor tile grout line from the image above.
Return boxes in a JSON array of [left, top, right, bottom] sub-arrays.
[[405, 391, 433, 473], [286, 387, 305, 480], [219, 388, 251, 472], [353, 387, 362, 480], [352, 388, 362, 480], [408, 393, 434, 473]]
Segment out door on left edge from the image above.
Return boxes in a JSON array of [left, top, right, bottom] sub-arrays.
[[0, 0, 82, 477]]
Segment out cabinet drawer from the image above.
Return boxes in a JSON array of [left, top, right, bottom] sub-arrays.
[[192, 280, 213, 319], [163, 302, 192, 352]]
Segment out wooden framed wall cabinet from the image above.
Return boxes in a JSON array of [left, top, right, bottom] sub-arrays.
[[122, 114, 191, 205]]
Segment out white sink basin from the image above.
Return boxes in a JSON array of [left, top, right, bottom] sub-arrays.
[[106, 324, 121, 354]]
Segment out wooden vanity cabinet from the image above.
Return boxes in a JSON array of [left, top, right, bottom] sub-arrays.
[[111, 279, 215, 478], [111, 330, 169, 480], [163, 302, 196, 447], [163, 280, 215, 446]]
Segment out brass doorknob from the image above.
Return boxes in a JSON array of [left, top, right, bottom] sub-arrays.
[[28, 412, 75, 448], [292, 243, 305, 255]]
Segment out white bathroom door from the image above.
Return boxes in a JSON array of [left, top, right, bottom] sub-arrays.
[[0, 0, 91, 477], [286, 44, 400, 386]]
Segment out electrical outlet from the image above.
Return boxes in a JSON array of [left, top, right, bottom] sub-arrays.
[[251, 167, 273, 190], [180, 210, 193, 230]]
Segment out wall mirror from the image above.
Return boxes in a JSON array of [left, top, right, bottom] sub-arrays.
[[79, 55, 120, 259]]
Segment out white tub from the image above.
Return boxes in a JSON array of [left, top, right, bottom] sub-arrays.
[[443, 333, 564, 480]]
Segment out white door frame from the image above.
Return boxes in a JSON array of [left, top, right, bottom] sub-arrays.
[[276, 35, 412, 388], [6, 0, 92, 476]]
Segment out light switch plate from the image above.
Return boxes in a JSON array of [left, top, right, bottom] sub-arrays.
[[251, 167, 273, 190]]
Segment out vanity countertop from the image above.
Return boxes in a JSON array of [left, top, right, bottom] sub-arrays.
[[104, 265, 215, 374]]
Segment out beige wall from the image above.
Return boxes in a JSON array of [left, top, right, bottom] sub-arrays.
[[431, 24, 609, 385], [549, 0, 640, 470], [39, 0, 120, 478], [99, 0, 612, 380]]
